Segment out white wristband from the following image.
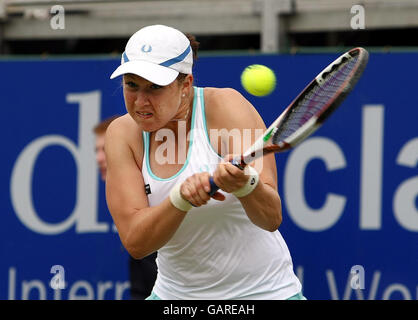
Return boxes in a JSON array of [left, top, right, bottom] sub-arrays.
[[232, 166, 259, 198], [169, 183, 193, 212]]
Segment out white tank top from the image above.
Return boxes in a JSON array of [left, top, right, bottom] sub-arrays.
[[141, 87, 302, 299]]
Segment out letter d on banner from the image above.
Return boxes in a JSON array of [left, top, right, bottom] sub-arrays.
[[10, 91, 108, 234]]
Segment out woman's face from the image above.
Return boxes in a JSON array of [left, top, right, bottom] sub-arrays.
[[123, 73, 185, 132]]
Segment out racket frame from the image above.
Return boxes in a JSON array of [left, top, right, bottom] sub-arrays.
[[239, 47, 369, 167]]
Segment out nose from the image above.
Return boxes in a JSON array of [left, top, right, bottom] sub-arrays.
[[134, 90, 150, 107], [96, 150, 106, 165]]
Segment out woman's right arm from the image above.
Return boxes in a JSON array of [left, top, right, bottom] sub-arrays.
[[104, 117, 188, 259]]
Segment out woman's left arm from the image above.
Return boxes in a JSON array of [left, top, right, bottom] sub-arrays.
[[209, 88, 282, 232], [213, 155, 282, 232]]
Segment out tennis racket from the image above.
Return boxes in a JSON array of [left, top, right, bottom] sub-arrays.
[[209, 47, 369, 196]]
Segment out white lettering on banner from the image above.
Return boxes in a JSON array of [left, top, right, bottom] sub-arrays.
[[382, 284, 413, 300], [97, 282, 114, 300], [7, 267, 130, 300], [285, 104, 417, 232], [360, 105, 384, 229], [8, 268, 16, 300], [9, 98, 418, 234], [68, 281, 94, 300], [326, 268, 380, 300], [394, 138, 418, 231], [325, 267, 417, 300], [10, 91, 108, 234], [296, 266, 304, 289], [22, 280, 47, 300], [284, 137, 347, 231]]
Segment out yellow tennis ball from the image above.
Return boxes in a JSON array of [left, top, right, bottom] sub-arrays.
[[241, 64, 276, 97]]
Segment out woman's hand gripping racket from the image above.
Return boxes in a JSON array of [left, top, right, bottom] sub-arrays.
[[208, 47, 369, 196]]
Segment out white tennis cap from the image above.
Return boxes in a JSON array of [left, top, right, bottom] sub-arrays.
[[110, 25, 193, 86]]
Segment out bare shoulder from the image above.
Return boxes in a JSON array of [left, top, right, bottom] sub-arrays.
[[204, 87, 246, 113], [107, 114, 140, 136], [204, 87, 266, 131], [105, 114, 144, 167]]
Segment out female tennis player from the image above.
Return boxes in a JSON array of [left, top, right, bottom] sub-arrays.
[[105, 24, 305, 300]]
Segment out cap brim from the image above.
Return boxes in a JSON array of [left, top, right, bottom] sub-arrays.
[[110, 60, 179, 86]]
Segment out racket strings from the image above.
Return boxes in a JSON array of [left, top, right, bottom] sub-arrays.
[[273, 55, 359, 143]]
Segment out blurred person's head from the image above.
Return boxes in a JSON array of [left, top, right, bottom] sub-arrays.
[[93, 115, 120, 181]]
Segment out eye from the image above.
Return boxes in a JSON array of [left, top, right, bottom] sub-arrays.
[[150, 84, 163, 90], [125, 81, 138, 88]]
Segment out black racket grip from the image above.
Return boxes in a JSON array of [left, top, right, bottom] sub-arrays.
[[207, 159, 245, 196], [208, 177, 219, 196]]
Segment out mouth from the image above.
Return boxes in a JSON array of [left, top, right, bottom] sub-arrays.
[[136, 111, 153, 119]]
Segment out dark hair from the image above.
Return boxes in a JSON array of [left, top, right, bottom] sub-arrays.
[[177, 33, 200, 82], [93, 115, 120, 134], [185, 33, 200, 63]]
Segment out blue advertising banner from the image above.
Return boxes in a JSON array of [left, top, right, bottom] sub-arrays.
[[1, 52, 417, 300]]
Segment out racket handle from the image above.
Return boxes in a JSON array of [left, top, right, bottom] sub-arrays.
[[207, 159, 246, 196], [208, 177, 219, 196]]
